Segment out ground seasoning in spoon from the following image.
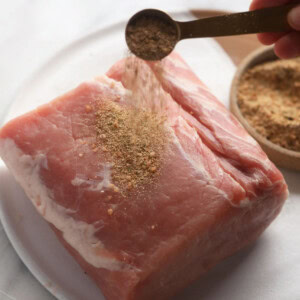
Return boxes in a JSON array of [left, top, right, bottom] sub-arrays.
[[237, 57, 300, 152], [126, 15, 178, 61]]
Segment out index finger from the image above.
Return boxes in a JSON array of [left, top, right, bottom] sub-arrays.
[[250, 0, 292, 10]]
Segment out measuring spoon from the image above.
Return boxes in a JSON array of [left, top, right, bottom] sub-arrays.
[[125, 4, 298, 60]]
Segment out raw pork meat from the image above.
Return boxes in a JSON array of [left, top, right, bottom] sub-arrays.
[[0, 53, 288, 300]]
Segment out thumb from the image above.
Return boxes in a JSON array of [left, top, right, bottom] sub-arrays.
[[288, 5, 300, 30]]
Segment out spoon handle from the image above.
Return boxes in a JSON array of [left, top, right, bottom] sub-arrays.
[[178, 3, 298, 39]]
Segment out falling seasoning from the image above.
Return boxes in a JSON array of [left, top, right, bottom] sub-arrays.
[[237, 57, 300, 152]]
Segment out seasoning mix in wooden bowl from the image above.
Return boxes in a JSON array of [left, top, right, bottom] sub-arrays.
[[237, 57, 300, 152]]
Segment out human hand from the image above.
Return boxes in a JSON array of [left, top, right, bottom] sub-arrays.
[[250, 0, 300, 58]]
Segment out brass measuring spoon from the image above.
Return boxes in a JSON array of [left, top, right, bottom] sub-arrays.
[[125, 4, 297, 61]]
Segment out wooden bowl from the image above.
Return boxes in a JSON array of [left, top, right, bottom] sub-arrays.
[[230, 46, 300, 171]]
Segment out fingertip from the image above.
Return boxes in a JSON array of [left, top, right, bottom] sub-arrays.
[[257, 33, 285, 45], [257, 33, 272, 45], [274, 32, 300, 59], [288, 5, 300, 30], [249, 0, 260, 11], [250, 0, 291, 11], [274, 45, 289, 59]]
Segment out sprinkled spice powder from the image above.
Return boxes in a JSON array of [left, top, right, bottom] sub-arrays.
[[93, 101, 168, 194], [126, 16, 177, 61], [122, 56, 169, 114], [237, 57, 300, 152]]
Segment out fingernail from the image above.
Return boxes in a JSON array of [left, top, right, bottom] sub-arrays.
[[288, 5, 300, 30]]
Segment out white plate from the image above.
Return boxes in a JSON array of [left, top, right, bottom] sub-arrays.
[[0, 12, 299, 300]]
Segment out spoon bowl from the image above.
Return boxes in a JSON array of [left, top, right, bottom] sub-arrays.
[[125, 9, 179, 60]]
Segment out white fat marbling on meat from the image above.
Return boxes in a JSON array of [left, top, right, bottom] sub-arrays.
[[71, 163, 112, 191], [0, 138, 122, 270], [239, 151, 272, 172], [239, 197, 251, 207], [207, 118, 257, 144], [172, 117, 209, 177], [93, 75, 127, 102], [161, 66, 271, 175], [164, 73, 216, 103], [165, 55, 187, 69], [171, 117, 253, 208], [171, 126, 232, 204]]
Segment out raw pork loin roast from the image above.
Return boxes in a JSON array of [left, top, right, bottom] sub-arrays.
[[0, 53, 288, 300]]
